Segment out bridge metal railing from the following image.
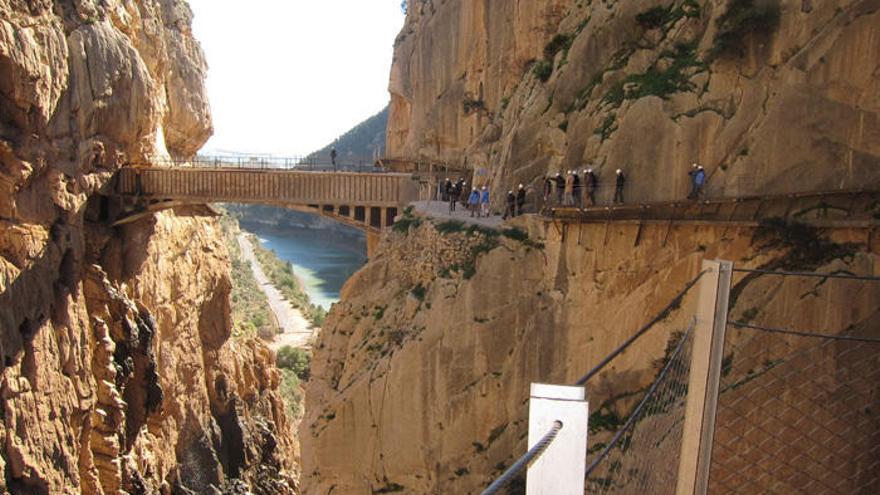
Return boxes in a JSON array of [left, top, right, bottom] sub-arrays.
[[129, 154, 385, 173]]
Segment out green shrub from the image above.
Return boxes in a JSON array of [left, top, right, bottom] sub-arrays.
[[279, 369, 303, 417], [601, 42, 705, 107], [544, 33, 574, 60], [392, 208, 422, 233], [637, 1, 702, 29], [410, 283, 426, 301], [711, 0, 781, 58], [532, 60, 553, 82], [276, 345, 311, 380], [636, 6, 671, 28], [594, 113, 618, 142]]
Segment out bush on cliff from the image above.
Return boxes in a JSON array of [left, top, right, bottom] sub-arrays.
[[277, 345, 311, 381], [711, 0, 781, 58]]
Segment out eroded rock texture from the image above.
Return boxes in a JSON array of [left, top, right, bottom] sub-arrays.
[[303, 217, 879, 494], [388, 0, 880, 200], [305, 0, 880, 493], [0, 1, 296, 493]]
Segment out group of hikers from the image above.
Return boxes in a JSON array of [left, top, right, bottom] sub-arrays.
[[438, 163, 707, 218], [541, 163, 707, 209], [442, 178, 526, 218], [542, 168, 620, 209]]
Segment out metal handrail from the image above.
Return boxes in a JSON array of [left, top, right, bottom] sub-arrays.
[[480, 420, 564, 495]]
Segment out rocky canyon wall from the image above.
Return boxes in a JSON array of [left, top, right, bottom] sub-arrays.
[[388, 0, 880, 201], [304, 1, 880, 493], [0, 1, 296, 493], [303, 214, 879, 494]]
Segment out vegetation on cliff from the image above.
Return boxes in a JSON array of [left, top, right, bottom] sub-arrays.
[[277, 346, 312, 418], [220, 215, 280, 339], [248, 236, 328, 327]]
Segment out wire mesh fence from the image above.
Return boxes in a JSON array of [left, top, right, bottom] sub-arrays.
[[708, 323, 880, 494], [585, 323, 695, 495]]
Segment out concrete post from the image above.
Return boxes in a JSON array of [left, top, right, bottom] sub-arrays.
[[526, 384, 589, 495], [675, 260, 733, 495]]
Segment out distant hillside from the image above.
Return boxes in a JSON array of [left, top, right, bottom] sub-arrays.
[[305, 105, 388, 163]]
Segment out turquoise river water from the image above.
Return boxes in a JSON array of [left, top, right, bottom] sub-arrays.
[[241, 222, 368, 310]]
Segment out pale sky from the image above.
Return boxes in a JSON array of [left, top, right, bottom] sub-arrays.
[[187, 1, 405, 157]]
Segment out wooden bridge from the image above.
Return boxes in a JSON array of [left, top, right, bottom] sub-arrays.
[[114, 166, 421, 234]]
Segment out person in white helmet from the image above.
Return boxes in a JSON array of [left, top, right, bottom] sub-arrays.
[[564, 170, 575, 206], [504, 189, 516, 219], [584, 168, 597, 206], [516, 184, 526, 216], [614, 169, 626, 204], [689, 163, 706, 200], [480, 186, 490, 217]]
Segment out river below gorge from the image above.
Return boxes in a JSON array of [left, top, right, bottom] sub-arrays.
[[240, 221, 368, 310]]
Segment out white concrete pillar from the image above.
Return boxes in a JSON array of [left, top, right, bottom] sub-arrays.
[[526, 384, 589, 495]]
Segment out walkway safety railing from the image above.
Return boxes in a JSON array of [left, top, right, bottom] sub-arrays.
[[586, 320, 696, 494], [707, 267, 880, 494], [479, 270, 707, 494], [479, 259, 879, 494]]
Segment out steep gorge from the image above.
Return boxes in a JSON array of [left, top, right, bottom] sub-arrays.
[[388, 0, 880, 201], [304, 0, 880, 493], [0, 1, 296, 493]]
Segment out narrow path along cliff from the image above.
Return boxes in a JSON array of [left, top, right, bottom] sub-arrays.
[[237, 232, 315, 349]]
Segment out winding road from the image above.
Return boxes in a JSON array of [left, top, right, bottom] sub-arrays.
[[237, 233, 315, 350]]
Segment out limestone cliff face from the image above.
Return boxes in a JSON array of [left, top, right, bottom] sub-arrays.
[[388, 0, 880, 200], [303, 216, 878, 494], [0, 1, 295, 493]]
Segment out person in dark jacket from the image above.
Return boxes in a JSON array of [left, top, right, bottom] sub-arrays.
[[504, 190, 516, 219], [330, 147, 337, 167], [573, 171, 582, 209], [443, 178, 452, 202], [554, 172, 565, 205], [613, 169, 626, 204], [584, 168, 597, 206], [516, 184, 526, 216], [542, 175, 553, 212], [450, 178, 461, 213]]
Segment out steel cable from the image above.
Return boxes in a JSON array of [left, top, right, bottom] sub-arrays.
[[728, 321, 880, 344], [480, 420, 564, 495], [585, 319, 695, 479], [574, 271, 707, 385], [732, 267, 880, 282]]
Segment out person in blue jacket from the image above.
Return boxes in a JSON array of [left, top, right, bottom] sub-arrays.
[[480, 186, 490, 217], [468, 187, 481, 217], [688, 163, 706, 199]]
